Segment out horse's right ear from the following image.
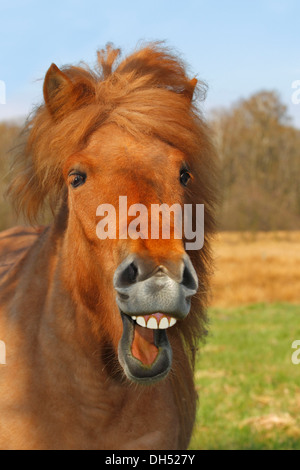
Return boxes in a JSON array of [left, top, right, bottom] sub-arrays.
[[43, 64, 73, 117]]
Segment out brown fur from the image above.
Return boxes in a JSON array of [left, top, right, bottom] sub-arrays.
[[0, 43, 217, 449]]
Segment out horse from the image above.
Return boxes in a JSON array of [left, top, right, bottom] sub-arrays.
[[0, 43, 217, 450]]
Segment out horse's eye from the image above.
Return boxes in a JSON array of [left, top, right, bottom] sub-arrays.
[[70, 173, 86, 188], [180, 168, 191, 187]]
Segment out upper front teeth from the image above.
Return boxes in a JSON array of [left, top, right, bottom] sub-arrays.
[[159, 317, 169, 329], [134, 315, 177, 329], [136, 316, 146, 327]]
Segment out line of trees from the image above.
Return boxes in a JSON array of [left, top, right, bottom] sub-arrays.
[[212, 90, 300, 230], [0, 89, 299, 231], [0, 122, 22, 231]]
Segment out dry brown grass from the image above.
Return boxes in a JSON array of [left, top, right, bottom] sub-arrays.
[[210, 231, 300, 307]]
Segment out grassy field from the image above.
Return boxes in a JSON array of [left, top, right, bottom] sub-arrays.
[[189, 232, 300, 449], [190, 302, 300, 450]]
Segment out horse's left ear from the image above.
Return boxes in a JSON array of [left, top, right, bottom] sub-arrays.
[[184, 78, 198, 101], [43, 63, 73, 118]]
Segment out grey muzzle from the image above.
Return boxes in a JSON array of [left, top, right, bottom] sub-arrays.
[[113, 253, 198, 320]]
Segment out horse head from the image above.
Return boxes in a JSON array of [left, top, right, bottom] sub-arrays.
[[9, 44, 217, 386]]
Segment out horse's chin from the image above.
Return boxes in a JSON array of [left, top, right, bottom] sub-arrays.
[[118, 311, 174, 384]]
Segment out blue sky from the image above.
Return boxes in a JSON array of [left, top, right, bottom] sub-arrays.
[[0, 0, 299, 127]]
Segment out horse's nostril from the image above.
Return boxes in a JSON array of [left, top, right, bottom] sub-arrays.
[[181, 264, 198, 291], [120, 262, 138, 285], [127, 262, 138, 283]]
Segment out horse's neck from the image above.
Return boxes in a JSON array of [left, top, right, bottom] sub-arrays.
[[17, 218, 116, 405]]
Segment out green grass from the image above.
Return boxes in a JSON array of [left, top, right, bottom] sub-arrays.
[[189, 303, 300, 450]]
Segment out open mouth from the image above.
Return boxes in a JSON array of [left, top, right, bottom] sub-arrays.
[[118, 311, 178, 384], [114, 254, 198, 383]]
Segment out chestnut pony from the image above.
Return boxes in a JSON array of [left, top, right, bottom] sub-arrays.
[[0, 44, 217, 450]]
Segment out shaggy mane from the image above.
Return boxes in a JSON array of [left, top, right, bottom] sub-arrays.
[[8, 43, 212, 222]]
